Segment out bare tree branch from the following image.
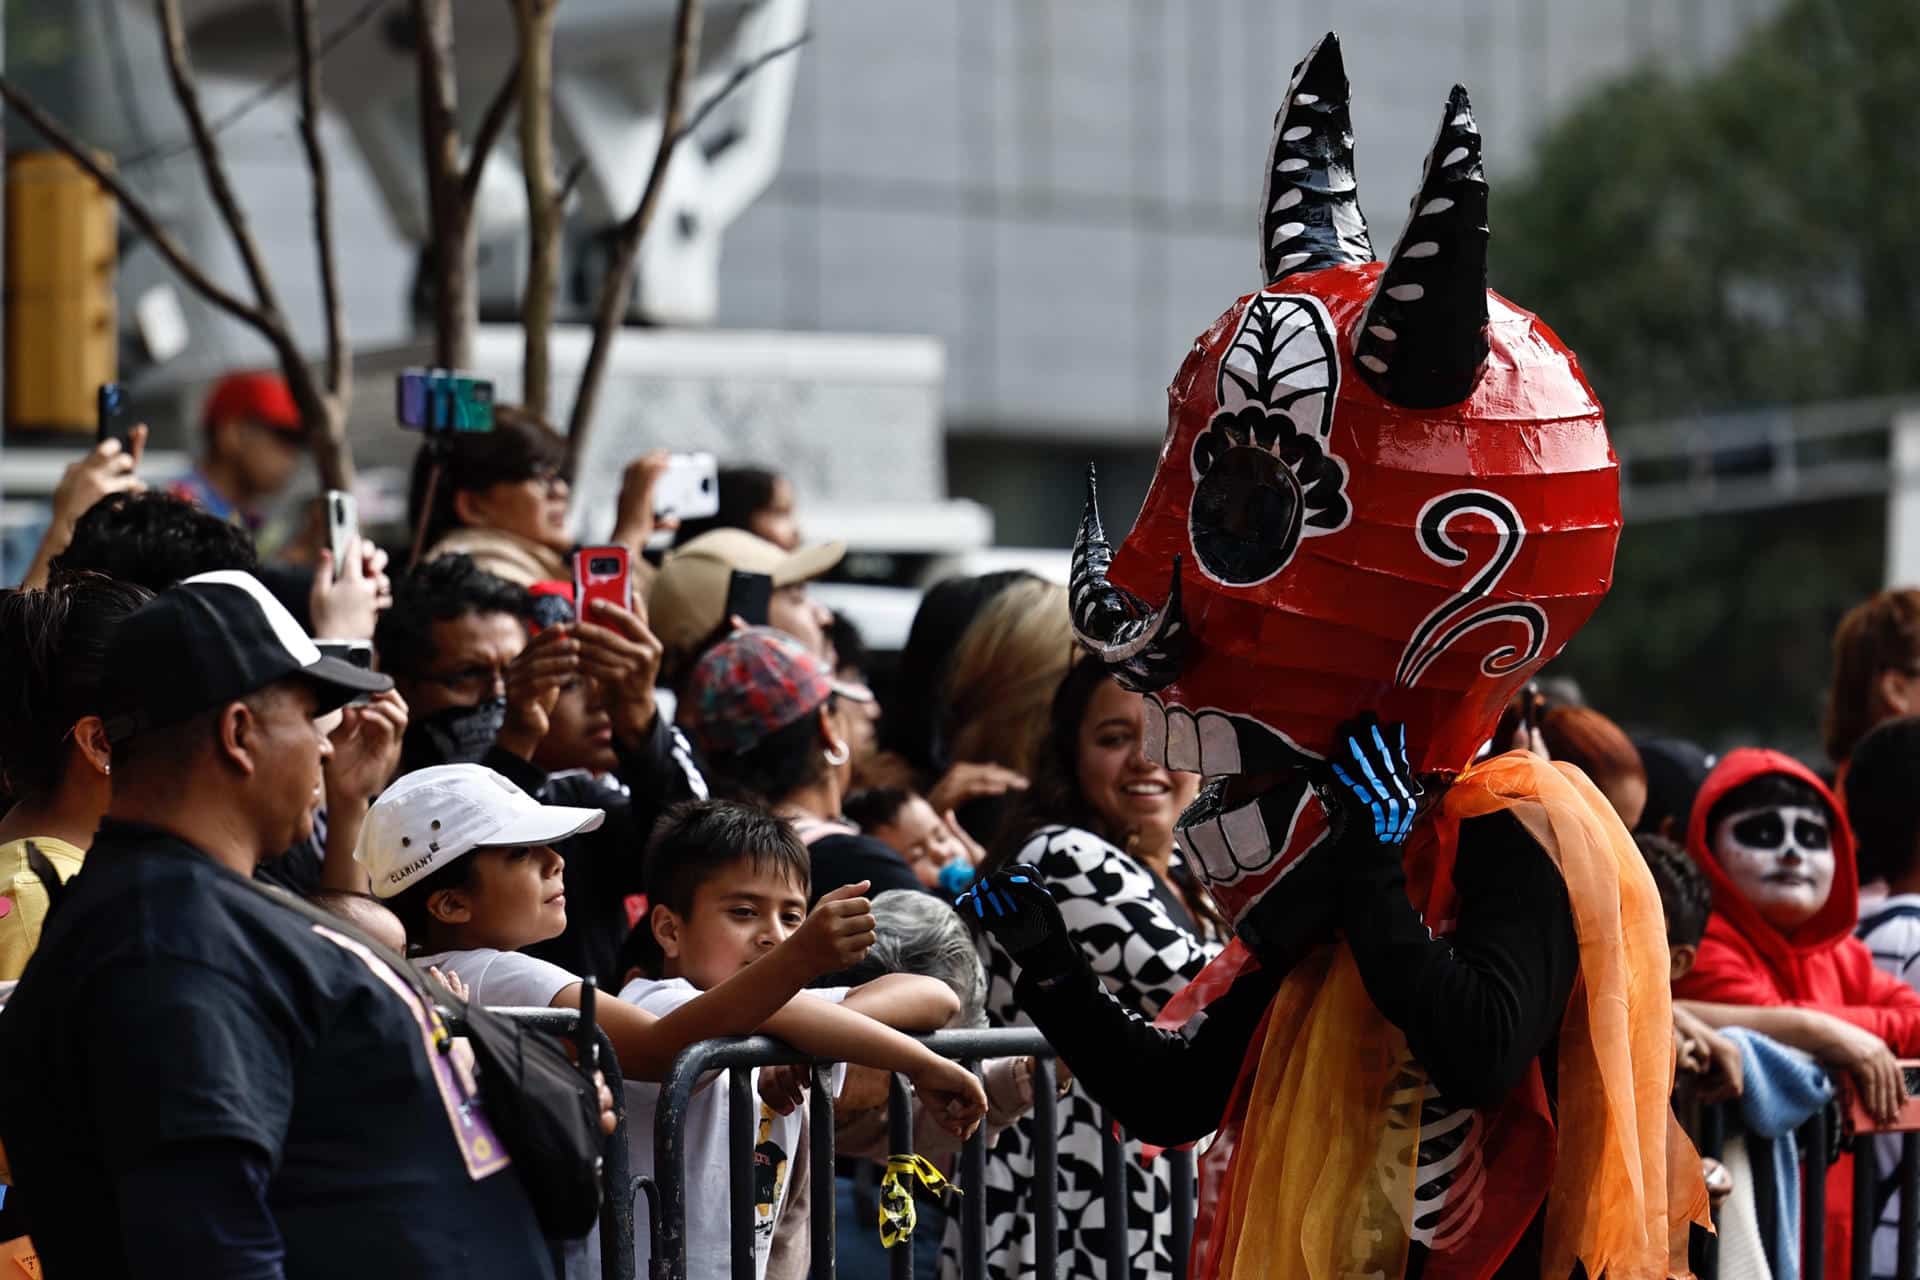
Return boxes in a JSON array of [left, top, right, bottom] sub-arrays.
[[556, 155, 589, 210], [516, 0, 560, 417], [155, 0, 287, 323], [672, 32, 810, 147], [291, 0, 348, 403], [460, 56, 521, 213], [0, 80, 269, 329], [152, 0, 351, 488], [564, 0, 705, 472], [116, 0, 387, 172]]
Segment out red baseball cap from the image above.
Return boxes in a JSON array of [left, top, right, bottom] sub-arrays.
[[203, 371, 303, 436]]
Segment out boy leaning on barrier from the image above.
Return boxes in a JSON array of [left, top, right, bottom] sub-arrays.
[[358, 763, 881, 1084], [617, 800, 988, 1280]]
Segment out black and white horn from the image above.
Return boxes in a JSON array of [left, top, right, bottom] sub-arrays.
[[1262, 31, 1373, 285], [1352, 84, 1490, 408], [1069, 468, 1187, 693]]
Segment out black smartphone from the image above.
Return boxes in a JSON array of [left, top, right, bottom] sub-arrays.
[[724, 570, 773, 628], [96, 382, 133, 449], [574, 976, 600, 1078]]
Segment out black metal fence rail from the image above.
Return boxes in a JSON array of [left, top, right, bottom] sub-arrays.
[[649, 1026, 1198, 1280], [1695, 1103, 1920, 1280], [471, 1006, 638, 1280]]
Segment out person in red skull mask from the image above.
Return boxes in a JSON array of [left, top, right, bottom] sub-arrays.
[[961, 33, 1705, 1280]]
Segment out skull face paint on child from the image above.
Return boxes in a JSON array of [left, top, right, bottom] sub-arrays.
[[1712, 804, 1835, 932]]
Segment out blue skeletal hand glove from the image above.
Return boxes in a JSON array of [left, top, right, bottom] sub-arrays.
[[1319, 714, 1424, 847], [956, 864, 1078, 979]]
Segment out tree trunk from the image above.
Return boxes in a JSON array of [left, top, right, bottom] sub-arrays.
[[414, 0, 474, 369], [564, 0, 704, 476], [515, 0, 559, 417]]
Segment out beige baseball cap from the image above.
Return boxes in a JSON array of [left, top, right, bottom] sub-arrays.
[[648, 528, 845, 658]]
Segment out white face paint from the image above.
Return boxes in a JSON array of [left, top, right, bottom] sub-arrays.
[[1712, 804, 1835, 933]]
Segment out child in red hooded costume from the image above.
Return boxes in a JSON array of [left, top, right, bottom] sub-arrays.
[[1675, 748, 1920, 1278]]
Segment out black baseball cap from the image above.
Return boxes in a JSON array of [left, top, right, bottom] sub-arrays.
[[102, 570, 392, 743]]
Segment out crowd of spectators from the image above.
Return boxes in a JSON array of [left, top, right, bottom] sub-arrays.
[[8, 371, 1920, 1279]]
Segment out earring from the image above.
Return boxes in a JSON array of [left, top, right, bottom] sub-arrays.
[[824, 742, 851, 768]]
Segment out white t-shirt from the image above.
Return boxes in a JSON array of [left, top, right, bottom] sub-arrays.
[[620, 976, 848, 1280], [414, 947, 582, 1009], [1859, 895, 1920, 1280]]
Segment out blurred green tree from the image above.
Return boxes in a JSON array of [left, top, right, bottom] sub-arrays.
[[1492, 0, 1920, 757]]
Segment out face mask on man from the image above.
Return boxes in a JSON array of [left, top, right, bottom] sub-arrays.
[[411, 697, 508, 766]]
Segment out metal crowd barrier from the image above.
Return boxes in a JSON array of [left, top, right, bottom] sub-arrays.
[[466, 1006, 639, 1280], [1694, 1101, 1920, 1280], [648, 1026, 1198, 1280]]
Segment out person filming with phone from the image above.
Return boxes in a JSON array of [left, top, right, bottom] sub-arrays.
[[407, 402, 677, 595]]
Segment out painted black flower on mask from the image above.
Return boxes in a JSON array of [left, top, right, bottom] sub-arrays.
[[1190, 405, 1351, 585]]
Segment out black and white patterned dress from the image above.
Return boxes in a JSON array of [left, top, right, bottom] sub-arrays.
[[943, 825, 1223, 1279]]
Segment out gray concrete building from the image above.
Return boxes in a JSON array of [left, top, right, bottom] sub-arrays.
[[3, 0, 1780, 549]]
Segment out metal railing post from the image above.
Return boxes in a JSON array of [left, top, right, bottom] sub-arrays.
[[729, 1067, 756, 1280], [1031, 1058, 1059, 1278], [960, 1058, 987, 1280], [1853, 1136, 1875, 1280], [1100, 1104, 1128, 1279], [1804, 1108, 1828, 1280], [809, 1064, 836, 1280], [887, 1073, 914, 1280], [1900, 1133, 1919, 1280]]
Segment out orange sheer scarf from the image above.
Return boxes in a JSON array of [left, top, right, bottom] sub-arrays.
[[1203, 753, 1707, 1280]]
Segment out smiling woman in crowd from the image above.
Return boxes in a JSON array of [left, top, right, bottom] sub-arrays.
[[410, 406, 670, 591], [958, 657, 1223, 1280]]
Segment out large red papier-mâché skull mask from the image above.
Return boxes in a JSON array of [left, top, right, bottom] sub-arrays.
[[1070, 33, 1622, 929]]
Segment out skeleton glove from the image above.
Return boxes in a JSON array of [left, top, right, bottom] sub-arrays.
[[957, 864, 1081, 981], [1317, 714, 1424, 849]]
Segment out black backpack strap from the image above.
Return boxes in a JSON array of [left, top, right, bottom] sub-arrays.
[[23, 841, 68, 921], [241, 879, 460, 1018]]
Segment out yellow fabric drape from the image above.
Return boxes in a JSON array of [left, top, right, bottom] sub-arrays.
[[1209, 752, 1708, 1280]]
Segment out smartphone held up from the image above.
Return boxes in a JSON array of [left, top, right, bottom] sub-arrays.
[[573, 547, 631, 616], [324, 490, 359, 581], [96, 383, 134, 450], [396, 369, 495, 435]]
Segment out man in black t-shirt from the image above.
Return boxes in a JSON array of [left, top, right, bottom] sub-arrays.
[[0, 571, 554, 1280]]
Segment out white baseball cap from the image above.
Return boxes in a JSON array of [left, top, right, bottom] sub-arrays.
[[357, 764, 606, 899]]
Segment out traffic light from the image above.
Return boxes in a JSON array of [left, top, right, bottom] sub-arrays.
[[6, 149, 116, 433]]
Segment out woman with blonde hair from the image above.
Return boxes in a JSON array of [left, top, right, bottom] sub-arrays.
[[936, 577, 1074, 837]]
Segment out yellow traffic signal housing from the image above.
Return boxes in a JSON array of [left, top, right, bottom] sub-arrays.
[[6, 149, 116, 433]]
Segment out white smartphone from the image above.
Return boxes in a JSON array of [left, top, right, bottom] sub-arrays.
[[324, 490, 358, 579], [652, 452, 720, 522]]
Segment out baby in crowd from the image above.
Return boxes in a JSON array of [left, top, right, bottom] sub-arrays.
[[843, 787, 980, 894]]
